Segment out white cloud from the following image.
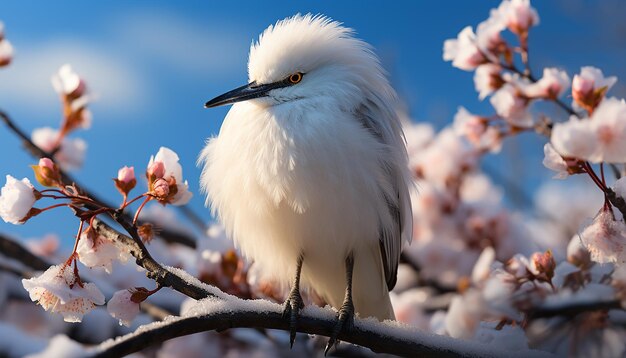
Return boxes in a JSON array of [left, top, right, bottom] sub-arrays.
[[0, 39, 148, 121]]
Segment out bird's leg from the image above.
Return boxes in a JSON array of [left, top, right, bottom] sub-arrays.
[[325, 253, 355, 355], [282, 253, 304, 348]]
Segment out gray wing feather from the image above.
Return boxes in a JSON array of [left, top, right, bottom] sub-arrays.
[[355, 97, 413, 291]]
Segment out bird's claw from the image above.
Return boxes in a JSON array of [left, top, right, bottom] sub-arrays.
[[324, 300, 355, 355], [282, 289, 304, 348]]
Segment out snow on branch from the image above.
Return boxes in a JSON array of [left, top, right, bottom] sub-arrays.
[[91, 297, 553, 358]]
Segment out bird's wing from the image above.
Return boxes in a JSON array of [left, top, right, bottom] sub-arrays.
[[355, 98, 413, 291]]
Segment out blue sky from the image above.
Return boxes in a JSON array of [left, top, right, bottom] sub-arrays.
[[1, 1, 624, 243]]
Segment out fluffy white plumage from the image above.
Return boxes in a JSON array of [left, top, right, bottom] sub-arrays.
[[199, 14, 413, 320]]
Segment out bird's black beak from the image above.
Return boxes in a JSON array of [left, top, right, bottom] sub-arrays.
[[205, 81, 278, 108]]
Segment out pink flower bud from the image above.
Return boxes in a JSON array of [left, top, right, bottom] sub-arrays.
[[39, 157, 55, 172], [572, 75, 594, 96], [531, 250, 555, 281], [147, 161, 165, 179], [117, 166, 135, 184], [152, 178, 170, 198]]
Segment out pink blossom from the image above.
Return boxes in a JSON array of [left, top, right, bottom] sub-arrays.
[[51, 64, 85, 97], [474, 64, 503, 100], [390, 290, 429, 329], [0, 175, 37, 225], [106, 290, 140, 327], [147, 160, 165, 178], [524, 68, 570, 99], [152, 178, 170, 198], [147, 147, 192, 205], [552, 98, 626, 163], [0, 39, 13, 67], [581, 209, 626, 265], [542, 143, 569, 179], [117, 166, 135, 184], [443, 26, 487, 71], [497, 0, 540, 35], [490, 84, 533, 127], [21, 264, 105, 322], [31, 127, 87, 170], [475, 12, 507, 58], [453, 107, 502, 152], [572, 66, 617, 111], [77, 228, 128, 273]]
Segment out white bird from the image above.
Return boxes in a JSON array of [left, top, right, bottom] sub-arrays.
[[200, 14, 413, 351]]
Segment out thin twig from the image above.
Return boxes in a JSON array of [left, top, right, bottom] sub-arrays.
[[0, 109, 198, 248]]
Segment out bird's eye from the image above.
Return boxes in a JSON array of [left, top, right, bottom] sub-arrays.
[[288, 72, 303, 84]]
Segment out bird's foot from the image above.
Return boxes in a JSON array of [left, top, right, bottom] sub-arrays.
[[282, 288, 304, 348], [324, 300, 355, 355]]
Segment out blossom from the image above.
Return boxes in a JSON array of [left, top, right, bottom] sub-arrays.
[[474, 64, 503, 100], [580, 209, 626, 265], [147, 147, 192, 205], [551, 98, 626, 163], [31, 127, 87, 170], [572, 66, 617, 112], [0, 22, 13, 67], [0, 175, 38, 225], [453, 107, 502, 153], [497, 0, 540, 35], [614, 177, 626, 201], [523, 68, 570, 99], [114, 166, 136, 197], [443, 26, 487, 71], [32, 157, 62, 187], [445, 290, 484, 339], [51, 64, 85, 98], [106, 290, 141, 327], [22, 264, 105, 322], [542, 143, 569, 179], [490, 84, 533, 127], [77, 226, 128, 273], [475, 12, 507, 58]]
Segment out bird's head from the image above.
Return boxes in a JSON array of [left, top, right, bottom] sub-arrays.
[[205, 14, 392, 109]]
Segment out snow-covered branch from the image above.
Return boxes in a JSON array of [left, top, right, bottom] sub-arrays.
[[91, 297, 552, 358]]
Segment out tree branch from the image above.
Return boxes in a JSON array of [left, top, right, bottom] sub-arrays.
[[91, 299, 549, 358], [0, 109, 198, 249], [0, 233, 51, 271], [529, 299, 622, 319], [90, 215, 216, 300]]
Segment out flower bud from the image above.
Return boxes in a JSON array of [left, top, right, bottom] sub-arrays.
[[114, 166, 136, 197], [531, 250, 556, 281], [152, 178, 170, 198], [32, 158, 62, 187], [147, 161, 165, 179]]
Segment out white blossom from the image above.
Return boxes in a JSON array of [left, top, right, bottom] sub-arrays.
[[542, 143, 569, 179], [443, 26, 486, 71], [497, 0, 540, 35], [474, 64, 502, 100], [445, 290, 484, 339], [106, 290, 140, 327], [572, 66, 617, 106], [490, 84, 533, 127], [31, 127, 87, 170], [552, 98, 626, 163], [51, 64, 84, 96], [0, 175, 37, 225], [148, 147, 193, 205], [76, 229, 128, 273], [581, 210, 626, 265], [22, 264, 105, 322], [523, 68, 570, 99]]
